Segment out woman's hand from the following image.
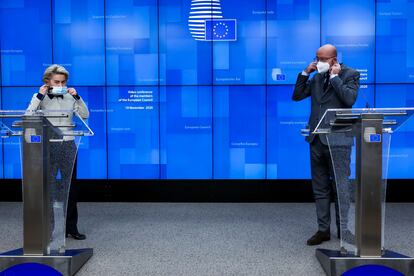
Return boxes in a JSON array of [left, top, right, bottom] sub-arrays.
[[38, 84, 49, 95], [67, 88, 77, 96]]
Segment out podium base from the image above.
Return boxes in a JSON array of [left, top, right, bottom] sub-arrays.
[[316, 248, 414, 276], [0, 248, 93, 276]]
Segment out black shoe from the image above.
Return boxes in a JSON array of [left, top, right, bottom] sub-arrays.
[[307, 231, 330, 246], [66, 232, 86, 240]]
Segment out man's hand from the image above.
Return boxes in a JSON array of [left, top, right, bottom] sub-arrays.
[[330, 63, 341, 75], [38, 84, 49, 95], [305, 62, 317, 74], [67, 88, 77, 96]]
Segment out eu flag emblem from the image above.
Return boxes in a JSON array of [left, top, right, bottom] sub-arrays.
[[205, 19, 237, 41], [369, 134, 381, 143], [30, 135, 41, 143], [276, 74, 286, 81]]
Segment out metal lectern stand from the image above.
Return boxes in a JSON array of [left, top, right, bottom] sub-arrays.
[[312, 108, 414, 276], [0, 110, 94, 276]]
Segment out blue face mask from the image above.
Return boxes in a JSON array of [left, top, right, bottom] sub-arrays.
[[50, 86, 68, 95]]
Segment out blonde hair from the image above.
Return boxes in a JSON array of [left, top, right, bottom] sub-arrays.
[[42, 64, 69, 83]]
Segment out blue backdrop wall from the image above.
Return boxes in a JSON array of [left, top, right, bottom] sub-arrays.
[[0, 0, 413, 179]]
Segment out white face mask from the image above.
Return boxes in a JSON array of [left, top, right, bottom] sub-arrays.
[[316, 61, 330, 74], [50, 86, 68, 95]]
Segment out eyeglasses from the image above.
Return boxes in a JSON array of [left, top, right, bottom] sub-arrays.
[[314, 56, 335, 62]]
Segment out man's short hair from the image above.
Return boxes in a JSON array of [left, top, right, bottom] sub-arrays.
[[42, 64, 69, 83]]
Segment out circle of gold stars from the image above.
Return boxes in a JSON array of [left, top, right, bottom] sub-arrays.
[[213, 22, 229, 39]]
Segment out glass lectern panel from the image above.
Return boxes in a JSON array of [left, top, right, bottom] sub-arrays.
[[27, 109, 94, 137], [48, 136, 81, 253], [325, 132, 356, 254], [314, 108, 414, 256], [0, 110, 92, 254], [0, 110, 25, 137], [314, 108, 414, 135]]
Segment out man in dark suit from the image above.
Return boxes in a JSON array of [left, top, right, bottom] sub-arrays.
[[292, 44, 360, 246]]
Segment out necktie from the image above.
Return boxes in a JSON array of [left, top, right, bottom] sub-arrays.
[[323, 74, 329, 91]]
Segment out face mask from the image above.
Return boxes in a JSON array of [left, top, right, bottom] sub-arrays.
[[50, 86, 68, 95], [316, 61, 330, 74]]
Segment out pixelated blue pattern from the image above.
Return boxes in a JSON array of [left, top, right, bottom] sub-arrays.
[[107, 86, 160, 179], [106, 0, 159, 85], [53, 0, 105, 85], [0, 0, 52, 86], [1, 0, 414, 179], [267, 86, 310, 179], [267, 0, 320, 84], [75, 87, 107, 179], [377, 0, 414, 83], [322, 0, 375, 84], [159, 0, 213, 85], [160, 86, 212, 179], [375, 84, 414, 179], [213, 0, 266, 85], [213, 86, 266, 179]]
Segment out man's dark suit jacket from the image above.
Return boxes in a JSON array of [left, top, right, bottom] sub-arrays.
[[292, 64, 360, 145]]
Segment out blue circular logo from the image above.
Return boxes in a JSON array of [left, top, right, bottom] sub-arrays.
[[343, 264, 404, 276], [0, 263, 62, 276]]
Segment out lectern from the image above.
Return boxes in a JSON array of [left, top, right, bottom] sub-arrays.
[[312, 108, 414, 275], [0, 110, 94, 275]]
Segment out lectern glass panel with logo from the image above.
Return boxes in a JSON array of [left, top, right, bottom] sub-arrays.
[[312, 108, 414, 276], [0, 110, 93, 276]]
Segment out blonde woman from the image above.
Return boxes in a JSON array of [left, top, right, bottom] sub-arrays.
[[28, 64, 89, 240]]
